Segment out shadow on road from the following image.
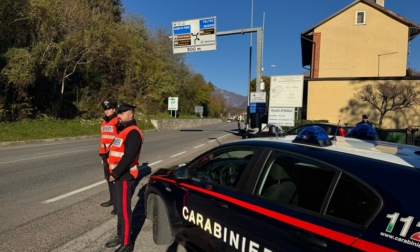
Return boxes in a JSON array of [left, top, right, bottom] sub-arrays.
[[131, 163, 151, 245]]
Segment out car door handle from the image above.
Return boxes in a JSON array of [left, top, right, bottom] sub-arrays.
[[293, 231, 327, 248], [212, 200, 229, 209]]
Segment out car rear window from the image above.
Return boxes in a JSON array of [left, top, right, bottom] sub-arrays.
[[256, 154, 335, 212], [326, 173, 380, 225], [255, 152, 381, 226]]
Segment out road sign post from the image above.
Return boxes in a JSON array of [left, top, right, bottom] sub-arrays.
[[168, 97, 179, 118]]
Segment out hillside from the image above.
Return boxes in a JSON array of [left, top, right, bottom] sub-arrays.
[[213, 87, 247, 109]]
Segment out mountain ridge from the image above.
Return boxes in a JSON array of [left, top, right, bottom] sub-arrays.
[[213, 86, 247, 108]]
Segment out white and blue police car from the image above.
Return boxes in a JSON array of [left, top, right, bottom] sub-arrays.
[[145, 126, 420, 252]]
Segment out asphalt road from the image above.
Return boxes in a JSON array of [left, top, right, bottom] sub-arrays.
[[0, 122, 243, 251]]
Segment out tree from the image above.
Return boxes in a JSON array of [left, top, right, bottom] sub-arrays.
[[0, 0, 224, 120], [355, 82, 419, 129]]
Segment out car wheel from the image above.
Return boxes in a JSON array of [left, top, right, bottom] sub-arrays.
[[150, 194, 174, 245]]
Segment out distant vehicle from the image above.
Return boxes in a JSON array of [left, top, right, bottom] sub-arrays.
[[226, 118, 234, 123], [287, 123, 351, 137], [145, 126, 420, 251]]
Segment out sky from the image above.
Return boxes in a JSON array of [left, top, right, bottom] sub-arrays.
[[121, 0, 420, 96]]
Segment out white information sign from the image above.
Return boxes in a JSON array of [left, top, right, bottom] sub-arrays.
[[172, 17, 216, 54], [168, 97, 179, 110], [250, 92, 266, 103], [269, 75, 304, 107], [268, 107, 295, 127]]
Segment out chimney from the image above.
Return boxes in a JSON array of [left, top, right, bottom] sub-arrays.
[[374, 0, 385, 7]]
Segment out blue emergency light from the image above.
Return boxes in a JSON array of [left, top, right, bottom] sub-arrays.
[[292, 126, 332, 147], [345, 124, 380, 141]]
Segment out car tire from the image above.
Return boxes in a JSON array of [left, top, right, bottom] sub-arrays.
[[150, 194, 174, 245]]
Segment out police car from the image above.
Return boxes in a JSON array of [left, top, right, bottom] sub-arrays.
[[145, 126, 420, 251]]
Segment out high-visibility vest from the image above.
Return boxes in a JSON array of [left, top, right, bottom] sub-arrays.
[[99, 116, 119, 155], [108, 126, 143, 179]]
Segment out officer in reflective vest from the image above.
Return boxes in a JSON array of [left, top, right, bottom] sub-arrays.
[[99, 100, 119, 214], [105, 100, 143, 252]]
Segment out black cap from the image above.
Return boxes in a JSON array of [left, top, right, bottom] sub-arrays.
[[362, 114, 369, 119], [117, 100, 136, 113], [101, 100, 115, 110]]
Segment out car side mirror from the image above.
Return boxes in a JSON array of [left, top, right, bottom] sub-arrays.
[[174, 164, 188, 179]]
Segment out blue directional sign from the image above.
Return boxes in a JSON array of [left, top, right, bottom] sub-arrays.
[[249, 102, 266, 113], [200, 18, 215, 29], [173, 25, 191, 35]]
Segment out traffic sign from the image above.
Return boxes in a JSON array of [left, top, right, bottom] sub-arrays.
[[268, 107, 295, 126], [172, 17, 216, 54], [249, 102, 266, 113], [168, 97, 179, 110], [269, 75, 304, 107], [250, 92, 266, 103]]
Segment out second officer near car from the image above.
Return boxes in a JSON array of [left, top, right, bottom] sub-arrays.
[[99, 100, 119, 214], [105, 100, 144, 252]]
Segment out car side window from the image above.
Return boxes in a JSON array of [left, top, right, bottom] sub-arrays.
[[255, 152, 381, 226], [191, 149, 254, 188], [255, 153, 335, 212], [326, 173, 380, 225]]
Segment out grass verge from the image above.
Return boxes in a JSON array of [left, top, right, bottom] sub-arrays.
[[0, 117, 157, 142]]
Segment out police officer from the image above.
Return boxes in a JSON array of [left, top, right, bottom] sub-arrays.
[[99, 100, 118, 215], [105, 101, 143, 252], [356, 114, 373, 126]]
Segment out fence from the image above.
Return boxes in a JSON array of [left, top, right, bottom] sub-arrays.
[[377, 127, 419, 146]]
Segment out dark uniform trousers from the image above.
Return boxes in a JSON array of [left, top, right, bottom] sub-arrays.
[[107, 181, 116, 209], [115, 179, 135, 246]]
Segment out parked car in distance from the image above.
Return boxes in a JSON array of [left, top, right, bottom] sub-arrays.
[[286, 123, 351, 137]]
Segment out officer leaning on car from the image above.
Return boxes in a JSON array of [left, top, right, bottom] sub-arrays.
[[105, 100, 144, 252], [99, 100, 119, 215]]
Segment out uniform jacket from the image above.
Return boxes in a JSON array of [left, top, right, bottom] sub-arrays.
[[108, 119, 143, 180], [99, 114, 119, 156]]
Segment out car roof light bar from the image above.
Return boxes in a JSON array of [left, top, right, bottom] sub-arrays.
[[292, 126, 332, 147]]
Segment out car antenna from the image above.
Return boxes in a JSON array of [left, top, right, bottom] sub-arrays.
[[332, 120, 340, 141]]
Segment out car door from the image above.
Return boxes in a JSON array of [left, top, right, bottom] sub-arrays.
[[172, 147, 257, 251], [229, 150, 381, 251]]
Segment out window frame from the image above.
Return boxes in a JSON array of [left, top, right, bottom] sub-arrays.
[[189, 147, 256, 189], [355, 11, 366, 25], [251, 149, 382, 226]]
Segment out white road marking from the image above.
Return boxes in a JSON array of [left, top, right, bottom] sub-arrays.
[[0, 148, 96, 165], [218, 134, 230, 139], [171, 151, 186, 158], [44, 160, 164, 204], [43, 133, 233, 203], [148, 160, 163, 166], [43, 181, 106, 204]]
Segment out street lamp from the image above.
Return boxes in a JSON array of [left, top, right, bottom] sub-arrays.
[[270, 64, 276, 74]]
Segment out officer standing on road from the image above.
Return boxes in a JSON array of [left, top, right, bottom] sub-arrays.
[[356, 114, 373, 126], [105, 100, 143, 252], [99, 100, 119, 215]]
